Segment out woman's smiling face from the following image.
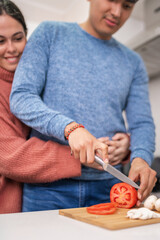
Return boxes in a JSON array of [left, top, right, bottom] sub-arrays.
[[0, 14, 26, 72]]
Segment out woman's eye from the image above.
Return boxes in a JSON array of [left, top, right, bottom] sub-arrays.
[[14, 37, 23, 41], [0, 39, 5, 44]]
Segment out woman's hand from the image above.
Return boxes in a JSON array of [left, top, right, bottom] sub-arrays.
[[65, 122, 109, 166], [98, 133, 130, 166]]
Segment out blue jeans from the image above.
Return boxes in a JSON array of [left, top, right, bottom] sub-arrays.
[[22, 178, 120, 212]]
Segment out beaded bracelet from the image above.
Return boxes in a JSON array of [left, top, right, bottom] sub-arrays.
[[65, 124, 85, 140]]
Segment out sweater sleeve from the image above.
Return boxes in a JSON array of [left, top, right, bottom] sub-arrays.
[[0, 97, 81, 183], [125, 56, 155, 166], [10, 22, 74, 142]]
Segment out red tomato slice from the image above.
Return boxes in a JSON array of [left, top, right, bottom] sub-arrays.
[[110, 182, 137, 209], [87, 202, 117, 215]]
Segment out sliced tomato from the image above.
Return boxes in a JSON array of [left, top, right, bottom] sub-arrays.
[[110, 182, 137, 209], [87, 202, 117, 215]]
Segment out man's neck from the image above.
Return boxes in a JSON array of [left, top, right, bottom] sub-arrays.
[[79, 21, 112, 40]]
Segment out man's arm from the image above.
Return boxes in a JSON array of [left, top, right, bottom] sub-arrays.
[[126, 56, 155, 165], [10, 22, 109, 166], [10, 22, 74, 143], [126, 55, 156, 203]]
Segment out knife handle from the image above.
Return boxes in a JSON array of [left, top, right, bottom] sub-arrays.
[[95, 155, 105, 167]]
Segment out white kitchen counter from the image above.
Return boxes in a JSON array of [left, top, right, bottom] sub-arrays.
[[0, 210, 160, 240]]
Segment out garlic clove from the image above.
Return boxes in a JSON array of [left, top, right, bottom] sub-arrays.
[[155, 198, 160, 212], [144, 195, 158, 210], [127, 207, 160, 220], [139, 208, 154, 219]]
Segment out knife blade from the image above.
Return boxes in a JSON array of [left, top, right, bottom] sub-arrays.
[[95, 155, 140, 189]]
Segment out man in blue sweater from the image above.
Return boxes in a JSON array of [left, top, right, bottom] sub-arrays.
[[10, 0, 157, 211]]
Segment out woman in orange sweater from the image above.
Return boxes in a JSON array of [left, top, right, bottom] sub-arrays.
[[0, 0, 82, 214], [0, 0, 130, 214]]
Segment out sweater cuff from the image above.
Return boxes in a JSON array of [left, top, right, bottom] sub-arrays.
[[130, 149, 153, 166], [48, 115, 75, 142]]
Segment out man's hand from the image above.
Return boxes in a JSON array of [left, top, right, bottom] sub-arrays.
[[82, 161, 104, 170], [66, 122, 109, 165], [128, 158, 157, 206], [98, 133, 130, 165]]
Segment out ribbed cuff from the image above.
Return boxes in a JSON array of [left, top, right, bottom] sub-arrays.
[[130, 149, 153, 166]]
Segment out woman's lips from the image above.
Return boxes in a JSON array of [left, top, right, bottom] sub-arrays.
[[5, 56, 19, 64]]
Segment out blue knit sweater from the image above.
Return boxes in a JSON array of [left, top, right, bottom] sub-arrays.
[[10, 21, 155, 180]]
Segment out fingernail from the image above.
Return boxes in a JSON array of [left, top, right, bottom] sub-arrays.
[[136, 200, 140, 207], [104, 158, 109, 164], [138, 192, 141, 200]]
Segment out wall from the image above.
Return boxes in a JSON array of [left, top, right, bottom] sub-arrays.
[[149, 77, 160, 157], [13, 0, 90, 37], [14, 0, 144, 42]]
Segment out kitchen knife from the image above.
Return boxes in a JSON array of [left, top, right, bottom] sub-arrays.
[[95, 155, 140, 189]]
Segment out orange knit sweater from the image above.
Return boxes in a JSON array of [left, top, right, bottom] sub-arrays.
[[0, 67, 81, 214]]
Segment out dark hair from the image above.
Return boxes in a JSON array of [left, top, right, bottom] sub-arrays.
[[0, 0, 27, 35], [126, 0, 139, 3]]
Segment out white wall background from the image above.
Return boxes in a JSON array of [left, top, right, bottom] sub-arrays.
[[149, 78, 160, 157], [13, 0, 160, 157]]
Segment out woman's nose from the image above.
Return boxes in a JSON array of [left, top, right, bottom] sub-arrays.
[[6, 40, 16, 53]]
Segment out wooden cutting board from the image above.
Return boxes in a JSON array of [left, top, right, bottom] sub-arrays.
[[59, 207, 160, 230]]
